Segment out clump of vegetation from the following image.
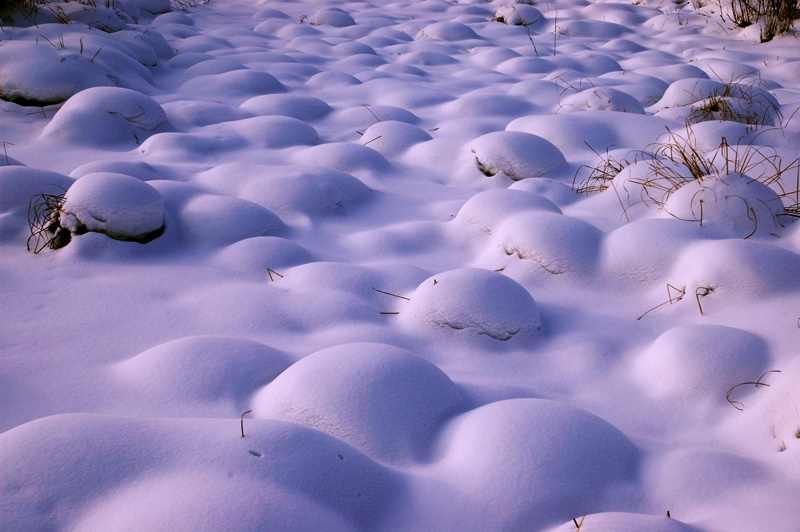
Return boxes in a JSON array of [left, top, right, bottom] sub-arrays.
[[686, 81, 782, 126], [27, 184, 71, 253], [0, 0, 41, 25], [573, 146, 645, 195], [574, 126, 800, 233], [631, 128, 798, 210], [724, 0, 800, 41]]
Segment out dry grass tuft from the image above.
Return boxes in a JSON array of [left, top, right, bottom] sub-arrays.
[[726, 0, 800, 41], [686, 80, 782, 126], [576, 125, 800, 225], [27, 185, 70, 253]]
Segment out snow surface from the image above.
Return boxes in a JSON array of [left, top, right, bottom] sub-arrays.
[[2, 0, 800, 531]]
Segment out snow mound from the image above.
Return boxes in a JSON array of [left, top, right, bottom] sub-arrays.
[[214, 236, 314, 279], [442, 92, 535, 118], [194, 163, 370, 219], [493, 4, 544, 25], [311, 9, 356, 27], [600, 218, 706, 283], [745, 356, 800, 453], [184, 58, 245, 76], [507, 112, 668, 155], [434, 398, 638, 529], [654, 79, 781, 126], [655, 448, 770, 510], [73, 473, 357, 532], [417, 22, 480, 41], [653, 77, 726, 109], [292, 143, 390, 174], [115, 336, 290, 403], [668, 239, 800, 303], [549, 512, 702, 532], [179, 70, 286, 105], [469, 131, 568, 180], [41, 87, 167, 147], [336, 104, 419, 128], [216, 116, 318, 149], [633, 63, 708, 85], [509, 177, 579, 206], [493, 211, 603, 275], [360, 120, 432, 156], [0, 41, 112, 105], [163, 100, 250, 129], [403, 268, 541, 341], [59, 173, 164, 242], [660, 172, 785, 239], [251, 342, 465, 463], [56, 4, 129, 32], [240, 94, 333, 121], [632, 325, 769, 405], [70, 160, 169, 182], [558, 87, 645, 114], [455, 189, 561, 234], [178, 193, 285, 247], [0, 415, 402, 532]]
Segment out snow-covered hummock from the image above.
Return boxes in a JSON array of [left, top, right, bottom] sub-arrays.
[[59, 172, 165, 241], [42, 87, 168, 146], [404, 268, 541, 341], [3, 0, 800, 530]]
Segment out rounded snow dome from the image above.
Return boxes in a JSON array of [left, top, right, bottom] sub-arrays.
[[251, 343, 465, 463], [469, 131, 568, 180], [435, 398, 638, 528], [41, 87, 168, 147], [116, 336, 289, 403], [493, 211, 602, 276], [59, 172, 165, 242], [661, 172, 784, 239], [403, 268, 541, 341], [455, 188, 561, 234], [632, 324, 769, 404]]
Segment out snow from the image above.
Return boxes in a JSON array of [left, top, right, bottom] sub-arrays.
[[59, 172, 165, 241], [3, 0, 800, 530], [403, 268, 542, 341]]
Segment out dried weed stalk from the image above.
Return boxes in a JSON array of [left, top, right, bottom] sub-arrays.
[[27, 185, 70, 253]]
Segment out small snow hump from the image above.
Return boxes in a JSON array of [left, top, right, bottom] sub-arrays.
[[59, 172, 165, 243], [470, 131, 568, 180], [404, 268, 541, 341]]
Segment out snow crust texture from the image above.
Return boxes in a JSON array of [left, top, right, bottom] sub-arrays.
[[3, 0, 800, 531]]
